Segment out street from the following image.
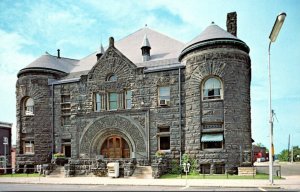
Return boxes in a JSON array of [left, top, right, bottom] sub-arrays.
[[0, 184, 285, 191]]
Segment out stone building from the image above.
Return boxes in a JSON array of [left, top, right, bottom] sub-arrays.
[[0, 121, 12, 172], [16, 12, 252, 174]]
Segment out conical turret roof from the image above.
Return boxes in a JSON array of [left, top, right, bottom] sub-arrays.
[[179, 23, 249, 60]]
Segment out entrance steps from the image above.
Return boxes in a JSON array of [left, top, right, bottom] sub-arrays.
[[130, 166, 153, 179], [47, 166, 65, 178]]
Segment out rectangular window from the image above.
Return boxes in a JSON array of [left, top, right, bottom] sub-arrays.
[[23, 141, 34, 154], [157, 126, 170, 150], [201, 133, 223, 150], [125, 90, 132, 109], [61, 95, 70, 103], [158, 86, 170, 106], [109, 92, 118, 110], [95, 93, 102, 112], [61, 116, 70, 126]]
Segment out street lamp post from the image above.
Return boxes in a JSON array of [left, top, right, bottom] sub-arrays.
[[268, 12, 286, 185]]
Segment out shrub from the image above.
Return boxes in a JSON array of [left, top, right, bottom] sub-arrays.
[[169, 159, 181, 174], [155, 150, 165, 158], [53, 153, 65, 158], [182, 153, 197, 174]]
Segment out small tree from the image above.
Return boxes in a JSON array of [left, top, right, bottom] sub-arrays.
[[182, 153, 197, 174]]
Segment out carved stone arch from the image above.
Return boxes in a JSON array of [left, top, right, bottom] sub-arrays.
[[79, 115, 147, 158], [189, 61, 226, 88], [89, 129, 135, 158]]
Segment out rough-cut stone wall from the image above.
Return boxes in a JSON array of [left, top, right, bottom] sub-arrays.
[[16, 72, 59, 167], [182, 45, 251, 170], [142, 69, 184, 159]]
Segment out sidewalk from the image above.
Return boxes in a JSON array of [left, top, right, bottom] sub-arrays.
[[0, 176, 300, 190]]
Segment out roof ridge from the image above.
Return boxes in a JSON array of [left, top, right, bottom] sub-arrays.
[[43, 53, 80, 61]]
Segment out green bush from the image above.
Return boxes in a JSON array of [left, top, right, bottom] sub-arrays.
[[182, 153, 197, 174], [169, 159, 181, 174]]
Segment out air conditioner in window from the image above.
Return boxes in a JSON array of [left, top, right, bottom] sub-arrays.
[[159, 99, 169, 106]]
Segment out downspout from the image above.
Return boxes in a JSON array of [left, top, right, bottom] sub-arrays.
[[178, 67, 182, 166], [147, 109, 150, 163], [51, 83, 54, 160]]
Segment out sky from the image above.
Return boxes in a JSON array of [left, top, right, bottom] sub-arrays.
[[0, 0, 299, 154]]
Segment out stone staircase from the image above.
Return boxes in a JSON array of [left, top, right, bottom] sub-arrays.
[[130, 166, 153, 179], [47, 166, 65, 177]]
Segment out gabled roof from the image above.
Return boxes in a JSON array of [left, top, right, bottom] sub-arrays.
[[19, 27, 184, 77], [71, 27, 184, 72]]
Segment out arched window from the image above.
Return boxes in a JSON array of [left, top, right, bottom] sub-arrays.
[[107, 74, 117, 82], [202, 77, 222, 100], [24, 97, 34, 115]]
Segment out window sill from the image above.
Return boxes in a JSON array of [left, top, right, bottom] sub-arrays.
[[22, 153, 35, 156], [158, 149, 171, 153], [23, 114, 34, 117], [201, 148, 224, 152], [202, 99, 223, 102]]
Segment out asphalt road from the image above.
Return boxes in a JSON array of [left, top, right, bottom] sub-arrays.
[[0, 184, 286, 192]]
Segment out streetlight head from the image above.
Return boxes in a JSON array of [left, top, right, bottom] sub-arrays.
[[269, 12, 287, 42]]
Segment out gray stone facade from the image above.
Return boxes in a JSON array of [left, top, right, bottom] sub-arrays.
[[15, 12, 252, 174]]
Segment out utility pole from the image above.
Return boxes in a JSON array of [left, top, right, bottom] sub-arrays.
[[288, 134, 290, 162]]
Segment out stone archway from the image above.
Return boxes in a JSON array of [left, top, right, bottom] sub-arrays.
[[79, 115, 147, 159]]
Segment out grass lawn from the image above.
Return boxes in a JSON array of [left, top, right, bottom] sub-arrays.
[[160, 173, 282, 179], [0, 173, 41, 177]]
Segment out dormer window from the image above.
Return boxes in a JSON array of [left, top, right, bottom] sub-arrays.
[[202, 77, 222, 100], [107, 74, 117, 82], [24, 97, 34, 115]]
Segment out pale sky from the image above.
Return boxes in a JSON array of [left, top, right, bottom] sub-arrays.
[[0, 0, 299, 154]]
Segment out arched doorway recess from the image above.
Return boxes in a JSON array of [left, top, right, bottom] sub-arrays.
[[101, 135, 130, 158]]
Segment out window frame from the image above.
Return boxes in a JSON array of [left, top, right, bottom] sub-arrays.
[[106, 74, 117, 82], [23, 140, 34, 155], [158, 86, 170, 106], [157, 126, 171, 151], [125, 90, 132, 109], [108, 92, 118, 110], [24, 97, 34, 116], [202, 76, 223, 101], [201, 133, 224, 151], [94, 93, 102, 112]]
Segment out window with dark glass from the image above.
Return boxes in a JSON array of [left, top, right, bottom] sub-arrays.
[[201, 133, 223, 149], [203, 77, 222, 100], [157, 126, 170, 150]]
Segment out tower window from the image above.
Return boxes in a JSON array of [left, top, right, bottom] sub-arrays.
[[202, 77, 222, 100], [24, 98, 34, 115]]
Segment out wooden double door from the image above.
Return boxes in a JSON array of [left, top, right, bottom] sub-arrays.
[[101, 136, 130, 158]]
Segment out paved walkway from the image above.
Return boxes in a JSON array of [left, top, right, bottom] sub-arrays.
[[0, 176, 299, 190]]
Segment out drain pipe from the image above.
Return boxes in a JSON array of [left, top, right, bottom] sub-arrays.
[[178, 67, 182, 166], [51, 83, 54, 160]]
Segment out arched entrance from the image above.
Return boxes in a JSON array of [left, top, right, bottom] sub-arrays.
[[100, 135, 130, 158]]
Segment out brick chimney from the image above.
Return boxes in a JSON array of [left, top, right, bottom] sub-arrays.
[[227, 12, 237, 37]]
